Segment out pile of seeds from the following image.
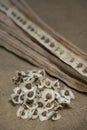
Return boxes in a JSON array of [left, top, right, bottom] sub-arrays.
[[10, 69, 75, 121]]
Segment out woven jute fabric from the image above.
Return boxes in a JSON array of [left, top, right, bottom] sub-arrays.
[[0, 0, 87, 130]]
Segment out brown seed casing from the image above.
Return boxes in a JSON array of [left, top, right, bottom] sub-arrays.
[[0, 0, 87, 92]]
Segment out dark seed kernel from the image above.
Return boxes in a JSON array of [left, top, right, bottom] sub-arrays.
[[30, 28, 34, 31], [45, 38, 50, 43], [82, 67, 87, 73], [17, 16, 21, 20], [16, 77, 20, 82], [64, 90, 69, 96], [54, 101, 58, 107], [22, 21, 26, 25], [45, 81, 50, 86], [60, 50, 64, 55], [42, 111, 47, 116], [20, 94, 24, 101], [46, 93, 52, 99], [11, 12, 16, 17], [41, 35, 45, 40], [29, 78, 33, 81], [20, 78, 23, 83], [61, 103, 69, 108], [17, 89, 22, 94], [23, 104, 28, 109], [26, 99, 33, 105], [25, 83, 32, 89], [34, 77, 38, 81], [50, 42, 55, 47], [76, 63, 83, 68], [33, 109, 38, 115], [38, 102, 43, 107], [27, 91, 34, 97], [16, 77, 23, 83], [18, 72, 22, 76], [14, 96, 19, 102], [39, 71, 44, 76], [54, 82, 58, 87], [55, 47, 60, 51], [19, 18, 23, 23], [70, 58, 75, 63], [1, 4, 5, 7], [0, 4, 8, 10], [35, 80, 41, 86], [46, 103, 51, 107], [27, 25, 31, 29], [21, 111, 25, 116], [53, 113, 57, 117]]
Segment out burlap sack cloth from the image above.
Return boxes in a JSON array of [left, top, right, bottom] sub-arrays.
[[0, 0, 87, 130]]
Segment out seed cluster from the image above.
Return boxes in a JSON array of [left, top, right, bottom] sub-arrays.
[[10, 69, 75, 121]]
